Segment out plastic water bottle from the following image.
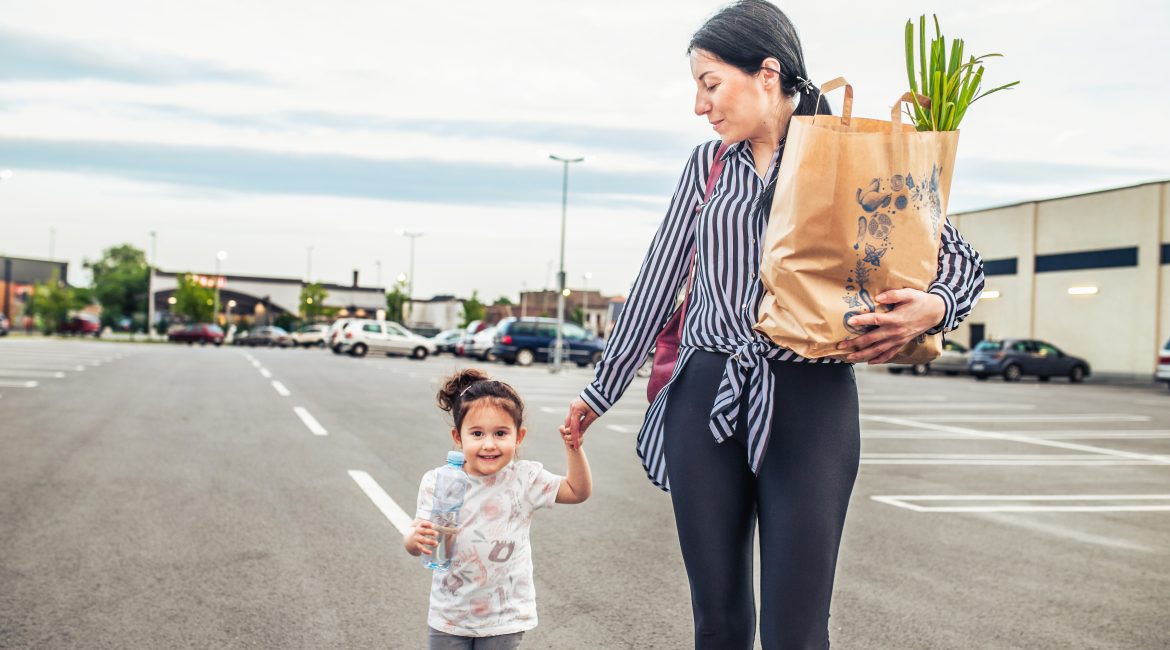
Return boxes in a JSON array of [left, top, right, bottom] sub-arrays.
[[422, 450, 470, 572]]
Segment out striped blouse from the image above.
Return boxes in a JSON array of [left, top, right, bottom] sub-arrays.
[[580, 139, 985, 491]]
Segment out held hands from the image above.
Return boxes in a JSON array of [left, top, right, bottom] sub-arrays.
[[405, 519, 439, 556], [562, 398, 599, 450], [836, 289, 945, 364]]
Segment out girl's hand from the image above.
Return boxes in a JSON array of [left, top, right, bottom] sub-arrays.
[[559, 424, 583, 449], [406, 520, 439, 556], [562, 399, 599, 450], [836, 289, 946, 364]]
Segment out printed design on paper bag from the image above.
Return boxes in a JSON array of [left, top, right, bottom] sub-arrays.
[[843, 166, 943, 336]]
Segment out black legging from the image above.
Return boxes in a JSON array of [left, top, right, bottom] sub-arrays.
[[663, 350, 861, 650]]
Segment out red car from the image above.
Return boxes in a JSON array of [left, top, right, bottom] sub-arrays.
[[62, 313, 101, 337], [168, 323, 225, 346]]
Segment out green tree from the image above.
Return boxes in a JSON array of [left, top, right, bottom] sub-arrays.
[[300, 283, 329, 322], [385, 279, 408, 323], [172, 273, 215, 322], [493, 296, 514, 306], [570, 305, 585, 326], [25, 271, 87, 334], [274, 312, 297, 332], [461, 290, 485, 327], [84, 244, 148, 327]]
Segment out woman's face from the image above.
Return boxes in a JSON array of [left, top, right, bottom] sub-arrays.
[[690, 48, 783, 144]]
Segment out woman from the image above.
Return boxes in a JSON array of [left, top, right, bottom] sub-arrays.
[[563, 2, 985, 648]]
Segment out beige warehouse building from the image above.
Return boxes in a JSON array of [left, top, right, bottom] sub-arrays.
[[945, 179, 1168, 378]]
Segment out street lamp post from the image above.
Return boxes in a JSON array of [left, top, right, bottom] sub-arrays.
[[375, 259, 382, 289], [213, 251, 227, 325], [306, 245, 314, 282], [548, 153, 585, 372], [397, 231, 423, 326]]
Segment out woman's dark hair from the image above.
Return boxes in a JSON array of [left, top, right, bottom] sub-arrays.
[[688, 0, 830, 118], [437, 368, 525, 433], [688, 0, 831, 210]]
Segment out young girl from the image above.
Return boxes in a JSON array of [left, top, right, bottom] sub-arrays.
[[404, 368, 592, 649]]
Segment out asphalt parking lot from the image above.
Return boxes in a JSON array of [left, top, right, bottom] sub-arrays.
[[1, 338, 1167, 649]]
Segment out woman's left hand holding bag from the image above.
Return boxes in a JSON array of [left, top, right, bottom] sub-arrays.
[[836, 289, 946, 364]]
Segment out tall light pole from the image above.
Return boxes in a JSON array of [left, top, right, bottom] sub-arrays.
[[375, 259, 382, 288], [213, 250, 227, 325], [548, 153, 585, 372], [49, 227, 56, 260], [397, 230, 423, 326], [147, 231, 157, 337], [306, 245, 314, 282]]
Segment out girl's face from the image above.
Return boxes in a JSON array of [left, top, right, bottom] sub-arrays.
[[451, 402, 526, 477], [690, 49, 786, 144]]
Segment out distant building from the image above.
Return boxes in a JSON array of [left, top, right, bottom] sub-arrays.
[[406, 295, 464, 332], [948, 179, 1168, 376], [519, 289, 614, 336], [1, 256, 71, 327]]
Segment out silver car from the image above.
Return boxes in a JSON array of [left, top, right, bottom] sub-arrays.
[[887, 340, 970, 376], [339, 319, 436, 359]]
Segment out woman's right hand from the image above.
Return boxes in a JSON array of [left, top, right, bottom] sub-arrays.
[[563, 399, 599, 450]]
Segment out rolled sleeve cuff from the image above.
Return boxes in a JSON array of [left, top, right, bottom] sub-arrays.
[[926, 282, 957, 334], [580, 382, 613, 417]]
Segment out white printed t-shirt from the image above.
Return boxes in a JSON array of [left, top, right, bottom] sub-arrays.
[[416, 459, 562, 637]]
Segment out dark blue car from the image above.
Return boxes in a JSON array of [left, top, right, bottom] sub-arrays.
[[492, 317, 604, 367]]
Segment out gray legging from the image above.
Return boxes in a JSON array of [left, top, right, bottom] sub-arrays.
[[427, 628, 524, 649], [663, 350, 861, 650]]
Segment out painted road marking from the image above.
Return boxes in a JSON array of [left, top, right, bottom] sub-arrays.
[[259, 368, 272, 379], [606, 424, 638, 434], [862, 430, 1170, 440], [863, 415, 1170, 465], [862, 402, 1036, 411], [348, 470, 413, 536], [0, 370, 66, 378], [293, 407, 328, 436], [871, 494, 1170, 513], [0, 364, 85, 372], [0, 380, 37, 388], [272, 381, 290, 397], [891, 414, 1150, 423]]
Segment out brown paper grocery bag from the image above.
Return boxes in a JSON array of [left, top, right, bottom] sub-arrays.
[[754, 79, 958, 363]]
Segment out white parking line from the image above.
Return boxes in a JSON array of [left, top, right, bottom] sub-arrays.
[[862, 430, 1170, 440], [871, 494, 1170, 513], [0, 370, 66, 378], [894, 414, 1151, 423], [0, 380, 37, 388], [259, 368, 272, 379], [606, 424, 638, 434], [272, 381, 290, 397], [864, 415, 1170, 465], [293, 407, 328, 436], [348, 470, 413, 536], [0, 364, 85, 372], [862, 403, 1036, 411]]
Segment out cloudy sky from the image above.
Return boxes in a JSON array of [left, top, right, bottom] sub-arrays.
[[1, 0, 1167, 301]]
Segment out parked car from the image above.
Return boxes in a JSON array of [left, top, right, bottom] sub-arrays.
[[61, 313, 101, 337], [491, 317, 605, 367], [338, 319, 436, 359], [167, 323, 225, 346], [290, 323, 329, 348], [1156, 338, 1170, 392], [246, 325, 291, 347], [430, 329, 464, 355], [887, 340, 970, 376], [969, 338, 1090, 383], [0, 313, 8, 336], [326, 318, 356, 354], [455, 320, 488, 357], [464, 326, 498, 362], [232, 329, 251, 346]]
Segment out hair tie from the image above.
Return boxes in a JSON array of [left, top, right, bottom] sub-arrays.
[[795, 76, 815, 95]]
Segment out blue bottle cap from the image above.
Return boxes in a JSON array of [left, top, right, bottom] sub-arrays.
[[447, 450, 466, 467]]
